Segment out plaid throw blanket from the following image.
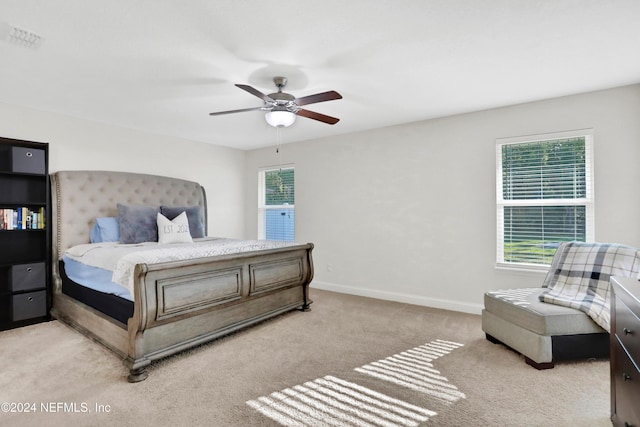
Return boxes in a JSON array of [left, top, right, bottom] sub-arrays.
[[539, 242, 640, 332]]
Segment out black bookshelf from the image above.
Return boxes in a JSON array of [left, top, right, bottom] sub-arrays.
[[0, 137, 50, 330]]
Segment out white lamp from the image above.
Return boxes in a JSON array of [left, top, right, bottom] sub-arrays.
[[265, 110, 296, 127]]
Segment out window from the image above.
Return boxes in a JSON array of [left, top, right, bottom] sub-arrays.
[[496, 130, 594, 268], [258, 165, 295, 241]]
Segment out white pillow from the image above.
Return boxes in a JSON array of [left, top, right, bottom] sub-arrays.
[[157, 211, 193, 244]]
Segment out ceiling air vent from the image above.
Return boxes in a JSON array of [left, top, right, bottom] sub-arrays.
[[0, 22, 44, 49]]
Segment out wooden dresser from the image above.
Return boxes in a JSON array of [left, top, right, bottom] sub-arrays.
[[610, 276, 640, 426]]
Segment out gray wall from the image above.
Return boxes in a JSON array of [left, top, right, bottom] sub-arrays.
[[0, 101, 246, 239], [245, 84, 640, 314], [3, 84, 638, 315]]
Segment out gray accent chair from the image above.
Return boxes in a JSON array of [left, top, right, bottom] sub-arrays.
[[483, 241, 640, 369], [482, 287, 607, 369]]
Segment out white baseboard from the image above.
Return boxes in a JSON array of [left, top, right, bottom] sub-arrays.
[[311, 280, 483, 315]]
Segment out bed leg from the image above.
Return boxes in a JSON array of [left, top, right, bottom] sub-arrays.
[[298, 298, 313, 311], [299, 282, 313, 312], [127, 367, 149, 383], [299, 300, 312, 312]]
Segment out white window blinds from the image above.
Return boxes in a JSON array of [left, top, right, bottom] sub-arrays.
[[496, 130, 594, 267]]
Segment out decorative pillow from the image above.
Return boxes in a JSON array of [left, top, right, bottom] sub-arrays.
[[89, 217, 120, 243], [157, 212, 193, 244], [117, 204, 160, 244], [160, 205, 205, 238]]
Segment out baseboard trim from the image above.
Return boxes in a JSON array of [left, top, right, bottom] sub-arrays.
[[311, 280, 483, 315]]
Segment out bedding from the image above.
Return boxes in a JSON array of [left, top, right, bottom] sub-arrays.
[[539, 241, 640, 331], [64, 237, 298, 299]]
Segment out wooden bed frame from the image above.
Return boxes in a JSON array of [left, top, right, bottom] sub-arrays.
[[50, 170, 314, 382]]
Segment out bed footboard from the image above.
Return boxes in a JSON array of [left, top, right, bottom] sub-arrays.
[[124, 243, 314, 381]]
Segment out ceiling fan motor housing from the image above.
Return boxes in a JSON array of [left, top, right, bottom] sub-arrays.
[[268, 91, 296, 110]]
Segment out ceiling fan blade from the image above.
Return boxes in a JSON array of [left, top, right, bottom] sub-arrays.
[[294, 90, 342, 106], [209, 106, 265, 116], [235, 84, 275, 103], [296, 108, 340, 125]]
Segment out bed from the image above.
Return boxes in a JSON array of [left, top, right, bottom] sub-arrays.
[[50, 170, 314, 382]]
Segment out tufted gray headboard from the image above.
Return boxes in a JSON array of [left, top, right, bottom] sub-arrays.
[[50, 170, 207, 264]]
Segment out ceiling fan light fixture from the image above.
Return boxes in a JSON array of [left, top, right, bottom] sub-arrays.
[[265, 110, 296, 127]]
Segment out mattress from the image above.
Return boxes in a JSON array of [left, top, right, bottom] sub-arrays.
[[59, 261, 133, 324], [62, 255, 132, 300]]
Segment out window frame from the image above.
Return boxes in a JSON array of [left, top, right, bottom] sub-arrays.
[[495, 129, 595, 270], [258, 164, 295, 241]]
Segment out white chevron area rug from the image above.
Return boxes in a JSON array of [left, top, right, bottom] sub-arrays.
[[246, 339, 464, 426]]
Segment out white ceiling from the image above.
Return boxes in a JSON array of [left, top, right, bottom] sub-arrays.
[[1, 1, 639, 150]]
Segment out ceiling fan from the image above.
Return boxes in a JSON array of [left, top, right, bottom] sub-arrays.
[[209, 76, 342, 127]]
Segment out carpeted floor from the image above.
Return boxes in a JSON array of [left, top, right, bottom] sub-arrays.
[[0, 289, 610, 426]]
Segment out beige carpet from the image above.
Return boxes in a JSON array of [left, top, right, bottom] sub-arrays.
[[0, 289, 610, 426]]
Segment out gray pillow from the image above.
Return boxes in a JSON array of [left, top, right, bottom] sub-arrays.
[[118, 204, 160, 244], [160, 205, 205, 238]]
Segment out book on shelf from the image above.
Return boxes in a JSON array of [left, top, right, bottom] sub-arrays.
[[0, 207, 46, 230]]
